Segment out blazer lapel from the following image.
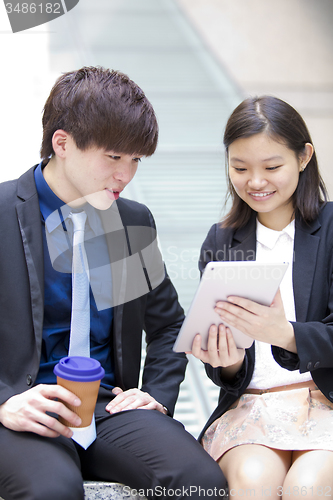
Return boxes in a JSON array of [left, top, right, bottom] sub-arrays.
[[16, 167, 44, 358], [293, 218, 321, 322], [229, 214, 321, 322]]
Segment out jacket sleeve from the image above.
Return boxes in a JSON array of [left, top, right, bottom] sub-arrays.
[[0, 171, 44, 406], [138, 208, 187, 416], [272, 312, 333, 373], [199, 223, 252, 395], [141, 270, 187, 415], [272, 211, 333, 375], [205, 352, 253, 397]]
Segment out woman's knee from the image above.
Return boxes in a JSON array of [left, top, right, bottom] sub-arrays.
[[232, 454, 268, 487], [220, 445, 290, 491], [285, 450, 333, 495]]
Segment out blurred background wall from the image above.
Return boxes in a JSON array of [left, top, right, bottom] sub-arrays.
[[177, 0, 333, 196], [1, 0, 332, 192]]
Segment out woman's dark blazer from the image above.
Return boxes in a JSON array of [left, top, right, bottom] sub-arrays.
[[198, 204, 333, 441], [0, 166, 187, 416]]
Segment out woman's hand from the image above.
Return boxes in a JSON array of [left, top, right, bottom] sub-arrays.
[[215, 289, 296, 352], [190, 323, 246, 379]]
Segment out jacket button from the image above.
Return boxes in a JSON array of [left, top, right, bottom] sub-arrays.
[[26, 374, 32, 386], [329, 392, 333, 400], [314, 362, 320, 369], [307, 362, 312, 370]]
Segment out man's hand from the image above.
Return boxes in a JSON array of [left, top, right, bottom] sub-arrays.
[[0, 384, 82, 438], [105, 387, 167, 415]]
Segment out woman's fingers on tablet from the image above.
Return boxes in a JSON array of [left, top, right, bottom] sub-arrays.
[[190, 334, 204, 358], [205, 325, 224, 366], [217, 324, 228, 355], [208, 324, 236, 367], [190, 325, 246, 369], [191, 326, 220, 365], [218, 325, 239, 365], [226, 296, 263, 315], [225, 327, 246, 364], [191, 334, 214, 364], [215, 299, 256, 335], [205, 325, 217, 353]]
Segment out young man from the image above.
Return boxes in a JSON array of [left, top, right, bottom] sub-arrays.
[[0, 67, 226, 499]]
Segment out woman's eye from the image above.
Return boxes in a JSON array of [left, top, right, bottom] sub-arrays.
[[233, 167, 246, 172], [133, 158, 142, 163], [266, 165, 282, 171], [109, 155, 120, 160]]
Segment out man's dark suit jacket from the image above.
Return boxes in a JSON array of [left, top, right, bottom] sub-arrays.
[[0, 166, 187, 416], [198, 205, 333, 441]]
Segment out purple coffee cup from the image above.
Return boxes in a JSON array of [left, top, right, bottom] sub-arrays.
[[54, 356, 105, 427]]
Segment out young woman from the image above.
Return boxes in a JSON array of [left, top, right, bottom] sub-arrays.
[[191, 96, 333, 499]]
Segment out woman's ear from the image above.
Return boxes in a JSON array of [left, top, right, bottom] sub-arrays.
[[52, 130, 69, 159], [299, 143, 314, 172]]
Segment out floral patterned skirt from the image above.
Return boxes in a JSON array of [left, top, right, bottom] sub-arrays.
[[201, 386, 333, 461]]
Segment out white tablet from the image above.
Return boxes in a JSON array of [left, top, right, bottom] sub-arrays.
[[173, 261, 288, 352]]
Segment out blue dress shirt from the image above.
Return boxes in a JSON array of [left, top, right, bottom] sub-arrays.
[[34, 162, 115, 388]]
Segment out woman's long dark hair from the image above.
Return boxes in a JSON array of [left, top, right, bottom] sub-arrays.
[[222, 96, 328, 228]]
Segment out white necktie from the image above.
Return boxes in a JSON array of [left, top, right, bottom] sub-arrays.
[[68, 211, 90, 358], [68, 211, 96, 449]]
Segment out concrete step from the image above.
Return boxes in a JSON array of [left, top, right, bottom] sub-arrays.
[[0, 483, 146, 500], [84, 482, 147, 499]]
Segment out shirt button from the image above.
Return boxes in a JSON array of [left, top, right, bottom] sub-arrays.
[[26, 374, 32, 386], [314, 362, 320, 369], [307, 362, 312, 370], [329, 391, 333, 400]]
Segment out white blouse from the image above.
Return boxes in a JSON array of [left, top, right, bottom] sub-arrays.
[[247, 219, 311, 390]]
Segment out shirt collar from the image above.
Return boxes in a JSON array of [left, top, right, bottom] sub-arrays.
[[34, 162, 65, 230], [256, 218, 295, 249], [34, 162, 103, 236]]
